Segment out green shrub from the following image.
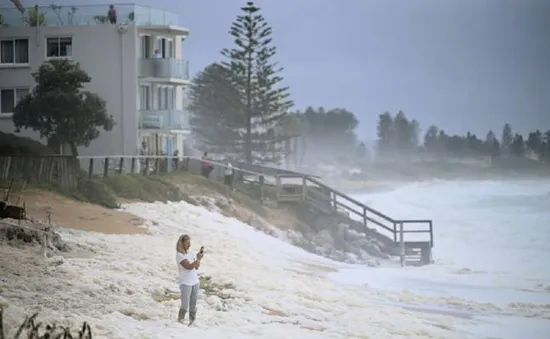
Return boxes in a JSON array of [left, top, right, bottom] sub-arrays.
[[103, 174, 183, 203], [0, 132, 54, 156], [75, 177, 119, 208]]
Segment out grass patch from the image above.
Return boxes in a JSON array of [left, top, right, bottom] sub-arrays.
[[199, 275, 235, 311], [74, 177, 119, 208], [166, 171, 268, 217], [103, 174, 184, 203]]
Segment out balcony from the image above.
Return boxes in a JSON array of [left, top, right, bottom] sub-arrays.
[[139, 109, 189, 130], [138, 59, 189, 83], [0, 3, 179, 28]]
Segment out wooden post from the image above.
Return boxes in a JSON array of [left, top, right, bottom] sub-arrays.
[[259, 175, 264, 200], [301, 176, 307, 201], [3, 156, 12, 180], [144, 157, 150, 175], [429, 220, 434, 247], [37, 157, 45, 182], [103, 157, 109, 178], [362, 206, 367, 229], [43, 231, 48, 259], [156, 158, 161, 175], [118, 157, 124, 175], [275, 175, 281, 201], [399, 222, 405, 267], [88, 158, 94, 179], [130, 157, 136, 174]]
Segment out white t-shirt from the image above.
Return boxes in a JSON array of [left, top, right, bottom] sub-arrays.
[[225, 163, 233, 176], [176, 251, 199, 286]]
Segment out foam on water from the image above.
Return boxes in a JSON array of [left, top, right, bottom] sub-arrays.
[[332, 179, 550, 338]]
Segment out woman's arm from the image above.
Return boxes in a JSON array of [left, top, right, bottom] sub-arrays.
[[180, 259, 200, 270]]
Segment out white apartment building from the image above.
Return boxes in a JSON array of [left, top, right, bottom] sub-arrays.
[[0, 3, 192, 158]]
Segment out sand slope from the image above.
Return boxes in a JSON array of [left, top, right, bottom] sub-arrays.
[[4, 188, 144, 234]]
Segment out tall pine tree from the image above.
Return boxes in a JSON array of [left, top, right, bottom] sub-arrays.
[[187, 63, 243, 156], [221, 1, 293, 164], [501, 123, 513, 156]]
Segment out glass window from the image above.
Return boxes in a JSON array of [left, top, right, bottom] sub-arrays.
[[0, 38, 29, 64], [46, 37, 73, 58], [0, 88, 30, 114], [0, 89, 15, 114]]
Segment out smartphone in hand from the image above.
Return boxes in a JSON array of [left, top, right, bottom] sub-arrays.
[[200, 246, 204, 255]]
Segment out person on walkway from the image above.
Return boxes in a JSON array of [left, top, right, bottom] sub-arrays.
[[224, 161, 234, 190], [176, 234, 203, 325], [200, 152, 213, 178], [107, 4, 117, 24]]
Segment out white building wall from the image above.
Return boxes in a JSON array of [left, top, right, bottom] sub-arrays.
[[0, 24, 139, 156]]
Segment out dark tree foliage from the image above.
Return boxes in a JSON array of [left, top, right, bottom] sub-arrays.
[[12, 59, 114, 156], [188, 63, 243, 156], [376, 111, 420, 156], [289, 106, 359, 164]]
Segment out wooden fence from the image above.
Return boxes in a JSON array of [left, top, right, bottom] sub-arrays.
[[0, 156, 79, 191], [76, 155, 309, 202]]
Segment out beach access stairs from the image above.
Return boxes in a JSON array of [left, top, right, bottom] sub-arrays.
[[226, 161, 434, 266]]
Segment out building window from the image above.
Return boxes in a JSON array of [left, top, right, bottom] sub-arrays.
[[140, 35, 151, 58], [0, 38, 30, 65], [46, 37, 73, 58], [155, 86, 174, 110], [139, 85, 151, 110], [0, 88, 30, 115], [156, 37, 173, 58]]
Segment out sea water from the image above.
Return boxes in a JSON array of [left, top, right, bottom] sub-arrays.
[[329, 179, 550, 338]]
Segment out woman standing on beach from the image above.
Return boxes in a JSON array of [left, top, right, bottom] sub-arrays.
[[176, 234, 203, 325]]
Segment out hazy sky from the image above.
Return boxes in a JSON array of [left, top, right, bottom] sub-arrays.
[[28, 0, 550, 140]]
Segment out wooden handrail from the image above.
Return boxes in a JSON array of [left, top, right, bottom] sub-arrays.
[[305, 176, 396, 223], [304, 175, 434, 247]]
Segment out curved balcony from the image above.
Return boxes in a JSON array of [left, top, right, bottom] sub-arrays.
[[139, 109, 189, 130], [138, 58, 189, 84]]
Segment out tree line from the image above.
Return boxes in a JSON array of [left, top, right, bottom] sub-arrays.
[[376, 111, 550, 163]]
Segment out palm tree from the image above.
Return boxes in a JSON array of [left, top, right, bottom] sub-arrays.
[[25, 7, 46, 27]]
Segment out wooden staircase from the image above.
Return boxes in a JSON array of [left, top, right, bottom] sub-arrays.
[[272, 175, 434, 266]]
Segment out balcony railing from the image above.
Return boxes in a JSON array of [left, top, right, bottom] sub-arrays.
[[0, 3, 179, 28], [139, 109, 189, 130], [138, 58, 189, 81]]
